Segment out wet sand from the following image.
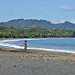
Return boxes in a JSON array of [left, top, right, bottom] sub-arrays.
[[0, 47, 75, 75]]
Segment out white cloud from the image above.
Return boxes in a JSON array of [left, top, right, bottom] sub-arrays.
[[60, 20, 65, 23], [70, 20, 75, 24], [49, 19, 75, 24], [49, 19, 65, 24], [60, 6, 73, 11]]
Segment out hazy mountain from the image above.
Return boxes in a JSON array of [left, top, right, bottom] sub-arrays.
[[0, 19, 75, 30]]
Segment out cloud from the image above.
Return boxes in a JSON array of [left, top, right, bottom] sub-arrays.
[[60, 6, 73, 11], [49, 19, 65, 24], [60, 20, 65, 23], [49, 19, 75, 24], [70, 20, 75, 24]]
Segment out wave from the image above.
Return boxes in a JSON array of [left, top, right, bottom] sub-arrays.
[[32, 48, 75, 53], [0, 38, 45, 43], [0, 43, 75, 53], [0, 38, 75, 43], [0, 43, 24, 49], [0, 39, 75, 53], [27, 47, 75, 53]]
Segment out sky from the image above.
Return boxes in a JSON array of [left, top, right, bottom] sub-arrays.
[[0, 0, 75, 23]]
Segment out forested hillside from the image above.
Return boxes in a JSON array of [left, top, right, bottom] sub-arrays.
[[0, 26, 75, 38], [0, 19, 75, 30]]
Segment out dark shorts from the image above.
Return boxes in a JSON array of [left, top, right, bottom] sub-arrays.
[[24, 46, 27, 49]]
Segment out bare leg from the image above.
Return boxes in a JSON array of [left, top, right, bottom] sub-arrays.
[[24, 46, 27, 52]]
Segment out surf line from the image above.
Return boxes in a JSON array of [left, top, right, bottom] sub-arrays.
[[0, 39, 75, 53]]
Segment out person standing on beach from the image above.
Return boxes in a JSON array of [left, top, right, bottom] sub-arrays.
[[23, 40, 27, 52]]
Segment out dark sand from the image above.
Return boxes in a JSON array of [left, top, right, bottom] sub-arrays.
[[0, 47, 75, 75]]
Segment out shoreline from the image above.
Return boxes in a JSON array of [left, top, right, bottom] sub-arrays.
[[0, 45, 74, 54], [0, 38, 75, 54], [0, 37, 75, 40], [0, 47, 72, 55]]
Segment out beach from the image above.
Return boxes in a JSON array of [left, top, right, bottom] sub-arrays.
[[0, 47, 75, 75]]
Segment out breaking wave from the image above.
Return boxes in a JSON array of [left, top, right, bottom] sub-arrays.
[[0, 39, 75, 53]]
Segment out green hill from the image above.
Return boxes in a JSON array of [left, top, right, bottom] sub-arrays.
[[0, 19, 75, 30]]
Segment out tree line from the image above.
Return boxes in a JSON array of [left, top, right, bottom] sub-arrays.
[[0, 26, 75, 38]]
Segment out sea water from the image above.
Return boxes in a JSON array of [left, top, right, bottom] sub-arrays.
[[0, 38, 75, 53]]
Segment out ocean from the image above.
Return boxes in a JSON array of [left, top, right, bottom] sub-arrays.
[[0, 38, 75, 53]]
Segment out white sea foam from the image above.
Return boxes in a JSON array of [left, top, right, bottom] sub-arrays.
[[28, 47, 75, 53], [0, 38, 44, 43], [0, 43, 24, 49]]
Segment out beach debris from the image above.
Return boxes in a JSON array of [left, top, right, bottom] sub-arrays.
[[19, 66, 22, 67], [13, 65, 16, 67], [34, 66, 38, 67]]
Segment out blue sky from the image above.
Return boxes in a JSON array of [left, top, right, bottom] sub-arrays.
[[0, 0, 75, 23]]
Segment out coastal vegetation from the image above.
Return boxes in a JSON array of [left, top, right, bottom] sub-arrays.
[[0, 25, 75, 38]]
